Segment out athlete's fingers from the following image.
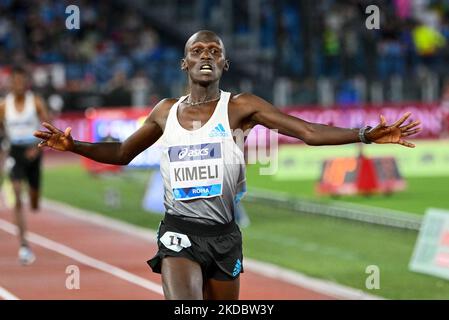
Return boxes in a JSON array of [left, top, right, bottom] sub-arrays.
[[371, 114, 384, 132], [380, 114, 387, 127], [400, 120, 421, 131], [402, 128, 421, 137], [33, 130, 52, 139], [398, 139, 415, 148], [64, 127, 72, 137], [392, 112, 412, 128], [38, 140, 48, 148], [42, 122, 61, 134]]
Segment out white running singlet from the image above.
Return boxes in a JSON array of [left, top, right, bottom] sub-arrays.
[[4, 91, 40, 146], [159, 91, 247, 224]]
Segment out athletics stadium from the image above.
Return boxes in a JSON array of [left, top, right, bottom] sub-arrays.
[[0, 0, 448, 301]]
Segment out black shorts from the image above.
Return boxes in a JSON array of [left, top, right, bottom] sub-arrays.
[[148, 214, 244, 281], [9, 145, 42, 189]]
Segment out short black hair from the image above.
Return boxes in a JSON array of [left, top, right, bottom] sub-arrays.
[[11, 65, 27, 76]]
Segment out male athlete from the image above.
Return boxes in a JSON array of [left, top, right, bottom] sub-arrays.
[[0, 66, 50, 265], [34, 30, 421, 299]]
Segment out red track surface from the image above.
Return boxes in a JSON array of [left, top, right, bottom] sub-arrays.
[[0, 206, 336, 300], [0, 152, 335, 300]]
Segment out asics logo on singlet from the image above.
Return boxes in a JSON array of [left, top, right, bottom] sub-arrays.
[[169, 143, 221, 162], [209, 123, 228, 137], [178, 147, 209, 159]]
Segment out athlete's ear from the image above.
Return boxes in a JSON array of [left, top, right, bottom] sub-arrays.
[[181, 59, 188, 71], [224, 59, 230, 72]]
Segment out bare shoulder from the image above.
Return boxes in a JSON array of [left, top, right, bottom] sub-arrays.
[[144, 97, 178, 131], [229, 92, 274, 118], [230, 92, 272, 109], [148, 98, 177, 118], [154, 98, 178, 110], [34, 94, 46, 104], [33, 94, 47, 109], [229, 92, 258, 113], [230, 92, 258, 106]]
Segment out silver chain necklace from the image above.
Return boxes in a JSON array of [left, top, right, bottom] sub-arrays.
[[185, 93, 221, 106]]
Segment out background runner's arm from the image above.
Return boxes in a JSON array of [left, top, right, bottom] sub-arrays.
[[242, 93, 419, 147], [35, 96, 51, 123], [0, 101, 5, 132]]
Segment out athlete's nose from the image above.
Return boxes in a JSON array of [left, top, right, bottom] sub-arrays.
[[200, 49, 213, 60]]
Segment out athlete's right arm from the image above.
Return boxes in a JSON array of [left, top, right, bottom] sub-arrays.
[[33, 99, 172, 165]]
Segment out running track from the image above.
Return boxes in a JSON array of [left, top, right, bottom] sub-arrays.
[[0, 153, 378, 300], [0, 202, 339, 300]]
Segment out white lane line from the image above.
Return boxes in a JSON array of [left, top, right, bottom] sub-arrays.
[[43, 199, 158, 241], [0, 286, 19, 300], [43, 199, 384, 300], [244, 260, 383, 300], [0, 218, 164, 297]]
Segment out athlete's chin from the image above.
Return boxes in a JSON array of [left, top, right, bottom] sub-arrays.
[[14, 89, 26, 96], [193, 77, 220, 86]]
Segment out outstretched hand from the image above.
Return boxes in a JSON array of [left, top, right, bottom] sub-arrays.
[[365, 112, 421, 148], [33, 122, 74, 152]]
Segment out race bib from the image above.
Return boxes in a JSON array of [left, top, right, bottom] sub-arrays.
[[168, 142, 223, 200], [160, 231, 192, 252]]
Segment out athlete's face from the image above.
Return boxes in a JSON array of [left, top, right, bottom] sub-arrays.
[[11, 73, 27, 96], [182, 32, 229, 85]]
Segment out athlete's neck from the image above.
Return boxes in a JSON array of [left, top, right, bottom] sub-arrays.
[[13, 92, 26, 102], [188, 83, 220, 105]]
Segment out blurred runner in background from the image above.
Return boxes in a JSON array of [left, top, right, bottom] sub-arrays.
[[0, 125, 8, 209], [0, 66, 50, 265]]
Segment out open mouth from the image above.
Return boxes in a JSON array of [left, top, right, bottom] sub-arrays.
[[200, 64, 213, 73]]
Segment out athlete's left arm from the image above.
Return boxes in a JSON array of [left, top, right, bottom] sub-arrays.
[[35, 96, 51, 123], [240, 93, 421, 148]]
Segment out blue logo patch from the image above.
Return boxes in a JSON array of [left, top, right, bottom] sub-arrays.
[[173, 184, 222, 200], [232, 259, 242, 277], [209, 123, 228, 137]]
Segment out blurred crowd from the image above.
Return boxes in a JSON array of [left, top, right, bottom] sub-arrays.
[[0, 0, 183, 109], [302, 0, 449, 105], [315, 0, 449, 79], [1, 0, 449, 110]]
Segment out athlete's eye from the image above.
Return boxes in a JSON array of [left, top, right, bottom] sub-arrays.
[[192, 48, 201, 54]]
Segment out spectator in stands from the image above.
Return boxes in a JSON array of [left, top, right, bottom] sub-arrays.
[[377, 20, 406, 79], [103, 71, 131, 107], [1, 0, 449, 107], [412, 19, 446, 71], [321, 10, 342, 79]]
